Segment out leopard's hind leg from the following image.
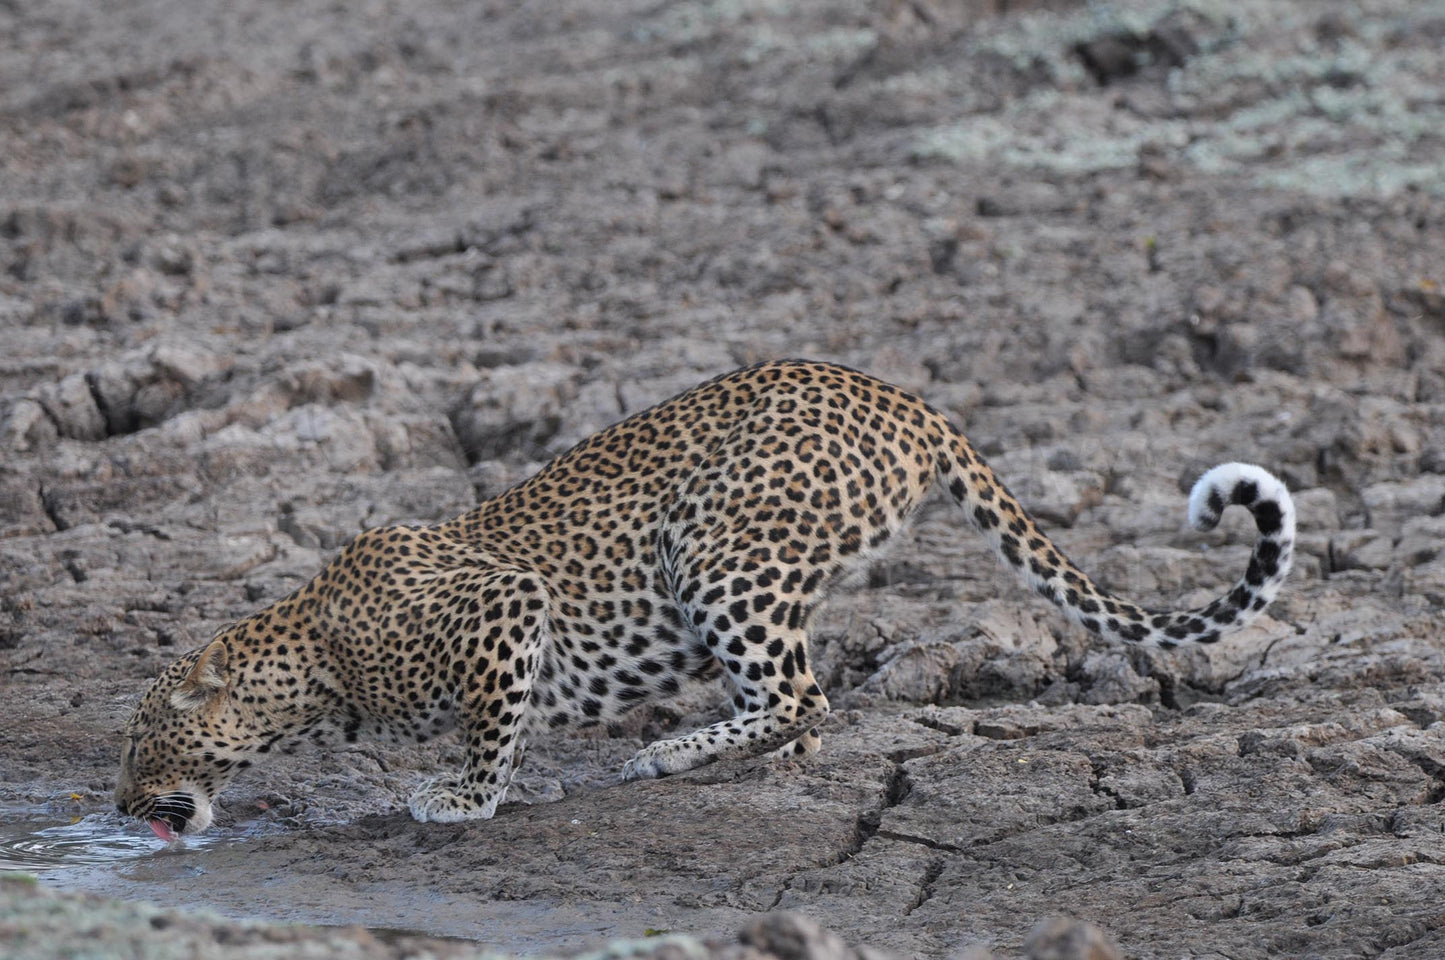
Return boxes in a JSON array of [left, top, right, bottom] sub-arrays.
[[621, 609, 830, 780], [772, 727, 822, 761], [625, 415, 932, 779]]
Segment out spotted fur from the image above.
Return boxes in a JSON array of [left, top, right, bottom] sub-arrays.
[[116, 360, 1295, 830]]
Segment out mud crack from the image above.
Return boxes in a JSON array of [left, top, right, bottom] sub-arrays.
[[847, 759, 914, 863], [872, 828, 964, 852], [903, 857, 946, 916], [37, 484, 68, 532], [910, 713, 971, 737], [1088, 757, 1128, 811]]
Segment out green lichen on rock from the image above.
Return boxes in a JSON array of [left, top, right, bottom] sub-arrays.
[[913, 0, 1445, 196]]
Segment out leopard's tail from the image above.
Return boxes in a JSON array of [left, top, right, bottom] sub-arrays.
[[932, 420, 1294, 647]]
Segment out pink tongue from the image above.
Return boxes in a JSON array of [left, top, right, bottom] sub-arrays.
[[149, 819, 176, 842]]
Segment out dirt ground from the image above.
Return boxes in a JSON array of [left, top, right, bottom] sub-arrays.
[[3, 0, 1445, 957]]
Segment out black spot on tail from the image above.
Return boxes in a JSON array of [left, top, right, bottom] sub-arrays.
[[1254, 499, 1283, 536], [1231, 480, 1259, 506], [1245, 559, 1264, 586], [1119, 622, 1148, 643], [1256, 539, 1282, 575], [1206, 488, 1225, 519]]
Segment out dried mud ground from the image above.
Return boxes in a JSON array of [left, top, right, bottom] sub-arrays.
[[3, 0, 1445, 957]]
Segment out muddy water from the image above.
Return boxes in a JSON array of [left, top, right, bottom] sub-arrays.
[[0, 801, 736, 954], [0, 808, 259, 875]]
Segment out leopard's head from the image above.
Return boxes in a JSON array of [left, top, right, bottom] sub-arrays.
[[115, 637, 255, 838]]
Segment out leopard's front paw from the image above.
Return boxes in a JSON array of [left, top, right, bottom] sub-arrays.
[[407, 775, 501, 823]]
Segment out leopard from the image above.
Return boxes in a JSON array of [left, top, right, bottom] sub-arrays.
[[116, 359, 1295, 836]]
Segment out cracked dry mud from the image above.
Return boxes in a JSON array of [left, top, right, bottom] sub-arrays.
[[3, 0, 1445, 957]]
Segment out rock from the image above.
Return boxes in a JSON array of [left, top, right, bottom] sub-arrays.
[[87, 359, 151, 435], [212, 533, 279, 580], [1023, 918, 1123, 960], [467, 459, 544, 501], [1092, 757, 1185, 808], [1332, 308, 1405, 366], [1392, 278, 1445, 321], [740, 912, 891, 960], [881, 746, 1112, 849], [0, 881, 904, 960], [150, 344, 224, 388], [1074, 11, 1200, 85], [1330, 531, 1394, 571], [149, 237, 195, 276], [1287, 284, 1319, 322], [132, 378, 186, 426], [1075, 651, 1159, 706], [1291, 486, 1341, 532], [1361, 475, 1445, 537], [368, 412, 467, 470], [988, 452, 1104, 527], [1074, 34, 1141, 85], [0, 478, 53, 536], [16, 348, 224, 444], [866, 346, 932, 396], [450, 362, 581, 462], [973, 183, 1072, 219], [1, 397, 59, 451], [1403, 556, 1445, 605], [280, 355, 379, 406], [1396, 515, 1445, 567], [35, 373, 107, 441], [276, 502, 341, 551], [1322, 259, 1376, 299], [861, 639, 960, 703], [616, 372, 709, 419], [950, 603, 1062, 701]]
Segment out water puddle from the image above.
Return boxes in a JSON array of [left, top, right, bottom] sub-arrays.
[[345, 925, 484, 946], [0, 805, 635, 955], [0, 809, 259, 874]]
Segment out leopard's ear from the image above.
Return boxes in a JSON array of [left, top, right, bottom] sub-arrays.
[[171, 638, 230, 712]]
